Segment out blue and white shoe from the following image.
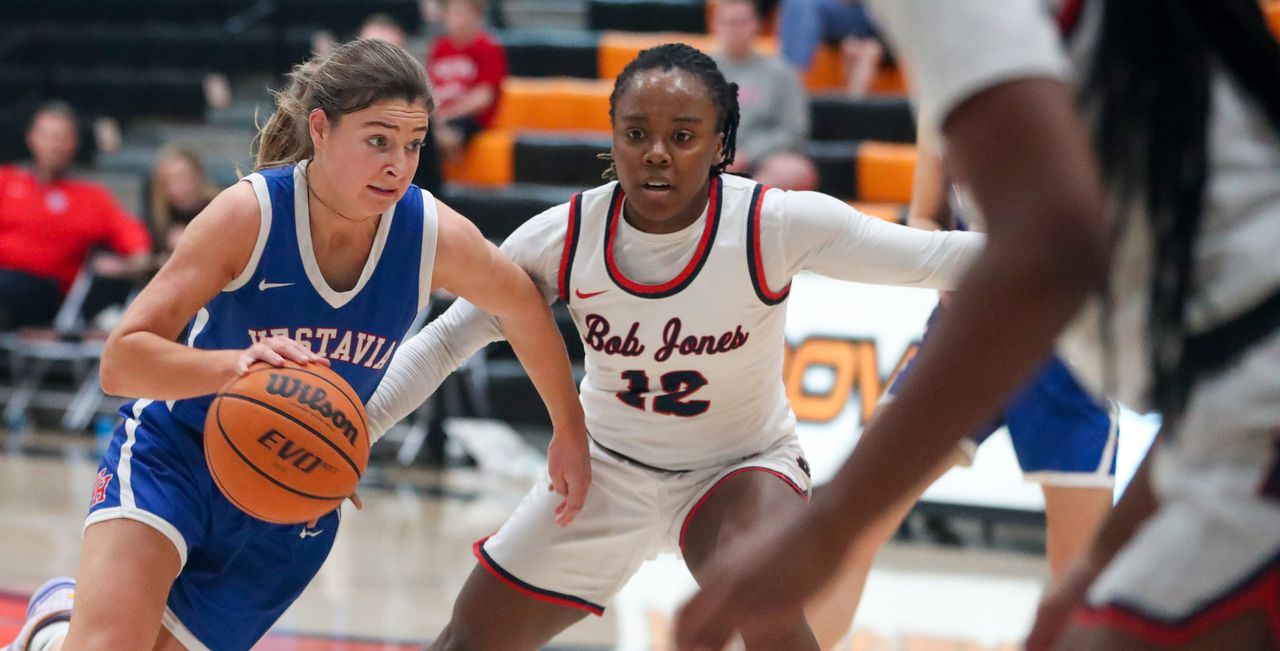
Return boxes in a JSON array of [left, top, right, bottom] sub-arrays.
[[4, 577, 74, 651]]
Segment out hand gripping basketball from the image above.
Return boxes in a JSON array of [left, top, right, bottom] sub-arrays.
[[204, 360, 370, 524]]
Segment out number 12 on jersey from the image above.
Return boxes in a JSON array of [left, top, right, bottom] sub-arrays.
[[616, 370, 710, 417]]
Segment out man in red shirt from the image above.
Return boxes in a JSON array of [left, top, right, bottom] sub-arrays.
[[426, 0, 508, 159], [0, 102, 151, 331]]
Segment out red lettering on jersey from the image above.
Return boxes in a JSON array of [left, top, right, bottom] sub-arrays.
[[583, 314, 646, 357], [654, 318, 749, 362]]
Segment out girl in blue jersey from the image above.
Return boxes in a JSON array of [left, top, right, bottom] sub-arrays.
[[5, 39, 588, 651]]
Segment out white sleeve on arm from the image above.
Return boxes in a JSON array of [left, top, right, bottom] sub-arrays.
[[865, 0, 1069, 131], [366, 206, 568, 442], [768, 190, 985, 289]]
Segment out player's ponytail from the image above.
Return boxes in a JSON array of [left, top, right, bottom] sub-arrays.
[[254, 38, 434, 171]]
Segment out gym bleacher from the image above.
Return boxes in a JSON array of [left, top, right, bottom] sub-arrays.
[[0, 0, 929, 436]]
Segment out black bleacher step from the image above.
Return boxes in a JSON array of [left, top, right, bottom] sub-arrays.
[[587, 0, 707, 33], [443, 183, 579, 242], [95, 146, 161, 179], [0, 0, 420, 35], [3, 23, 314, 75], [513, 134, 612, 188], [499, 29, 601, 79], [806, 140, 861, 200], [0, 0, 248, 25], [810, 95, 915, 144], [272, 0, 422, 37], [0, 66, 208, 120]]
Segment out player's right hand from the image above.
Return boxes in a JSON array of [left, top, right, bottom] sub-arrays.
[[546, 425, 591, 527], [236, 336, 330, 374]]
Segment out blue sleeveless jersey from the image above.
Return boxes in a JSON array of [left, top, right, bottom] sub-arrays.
[[161, 161, 438, 434]]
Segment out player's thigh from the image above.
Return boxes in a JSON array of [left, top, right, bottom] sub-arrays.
[[681, 469, 807, 575], [431, 564, 588, 651], [61, 519, 181, 651], [1041, 483, 1112, 576]]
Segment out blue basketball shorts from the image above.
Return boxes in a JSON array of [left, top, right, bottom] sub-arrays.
[[891, 306, 1118, 486], [85, 399, 340, 651]]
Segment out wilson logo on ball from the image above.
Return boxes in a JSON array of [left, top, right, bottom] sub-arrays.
[[264, 373, 360, 446], [256, 429, 325, 473]]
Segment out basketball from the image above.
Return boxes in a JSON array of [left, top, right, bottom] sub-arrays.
[[204, 361, 369, 524]]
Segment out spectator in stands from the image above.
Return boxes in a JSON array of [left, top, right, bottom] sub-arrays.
[[778, 0, 884, 97], [148, 145, 219, 265], [426, 0, 508, 159], [712, 0, 819, 191], [0, 102, 151, 331]]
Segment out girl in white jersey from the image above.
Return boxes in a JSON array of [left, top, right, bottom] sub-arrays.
[[4, 39, 588, 651], [677, 1, 1280, 650], [366, 43, 984, 650]]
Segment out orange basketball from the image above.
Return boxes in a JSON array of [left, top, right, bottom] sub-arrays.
[[204, 361, 369, 524]]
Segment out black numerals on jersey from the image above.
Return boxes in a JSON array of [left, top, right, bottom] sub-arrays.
[[616, 370, 710, 417]]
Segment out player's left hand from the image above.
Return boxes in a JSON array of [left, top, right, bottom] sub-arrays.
[[546, 427, 591, 527], [674, 509, 840, 650]]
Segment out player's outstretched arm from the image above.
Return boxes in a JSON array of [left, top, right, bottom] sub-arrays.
[[365, 299, 501, 442], [431, 201, 590, 526], [780, 189, 986, 289], [100, 181, 327, 400]]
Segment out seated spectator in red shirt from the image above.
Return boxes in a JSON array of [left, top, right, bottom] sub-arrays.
[[426, 0, 508, 159], [0, 102, 151, 331]]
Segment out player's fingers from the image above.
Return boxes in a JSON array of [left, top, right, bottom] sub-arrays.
[[349, 492, 363, 510], [304, 517, 319, 529], [550, 472, 568, 496], [250, 344, 286, 367]]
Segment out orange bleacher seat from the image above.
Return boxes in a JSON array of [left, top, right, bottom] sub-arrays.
[[492, 78, 614, 133], [1266, 1, 1280, 40], [598, 31, 717, 80], [802, 44, 906, 94], [848, 201, 905, 224], [441, 129, 513, 186], [856, 142, 916, 204]]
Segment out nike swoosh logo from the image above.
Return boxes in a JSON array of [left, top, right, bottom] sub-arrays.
[[575, 289, 608, 299], [259, 280, 294, 291], [299, 529, 324, 539]]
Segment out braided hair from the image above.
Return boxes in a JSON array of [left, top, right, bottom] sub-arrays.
[[1082, 0, 1280, 416], [600, 43, 741, 181]]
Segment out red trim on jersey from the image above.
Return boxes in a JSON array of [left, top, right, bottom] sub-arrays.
[[1073, 556, 1280, 646], [472, 536, 606, 616], [1056, 0, 1085, 37], [557, 193, 583, 303], [678, 466, 807, 553], [604, 177, 721, 297], [748, 185, 791, 304]]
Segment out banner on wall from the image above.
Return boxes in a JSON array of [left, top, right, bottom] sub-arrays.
[[783, 274, 1159, 513]]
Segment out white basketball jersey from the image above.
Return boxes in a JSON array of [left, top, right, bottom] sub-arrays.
[[558, 174, 794, 470]]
